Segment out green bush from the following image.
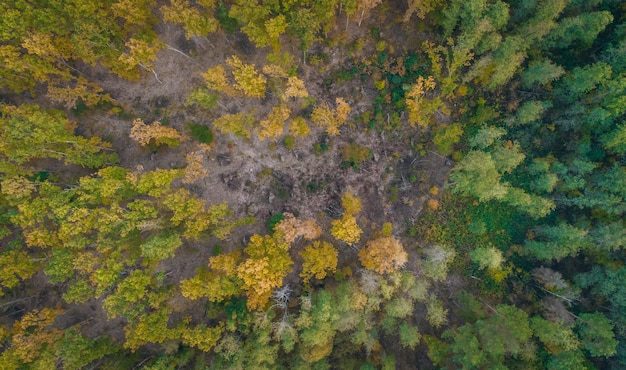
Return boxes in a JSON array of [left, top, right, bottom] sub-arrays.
[[186, 123, 214, 144]]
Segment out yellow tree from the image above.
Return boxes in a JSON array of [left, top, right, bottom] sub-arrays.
[[274, 212, 322, 244], [311, 98, 351, 136], [129, 118, 183, 148], [300, 241, 338, 283], [341, 190, 362, 215], [357, 0, 382, 27], [160, 0, 219, 39], [227, 55, 267, 98], [257, 105, 290, 141], [118, 37, 164, 82], [331, 215, 362, 245], [358, 236, 408, 274], [181, 252, 242, 302], [236, 234, 292, 310], [202, 65, 238, 96], [212, 112, 254, 138], [289, 117, 311, 137], [284, 76, 309, 100], [46, 75, 114, 109], [405, 75, 439, 127], [182, 150, 209, 184]]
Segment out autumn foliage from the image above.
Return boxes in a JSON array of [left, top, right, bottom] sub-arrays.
[[129, 118, 183, 148], [300, 241, 338, 283], [358, 236, 408, 274]]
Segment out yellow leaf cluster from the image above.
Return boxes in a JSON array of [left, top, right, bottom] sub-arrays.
[[284, 76, 309, 99], [227, 55, 267, 98], [130, 118, 183, 147], [11, 308, 63, 363], [118, 38, 162, 70], [311, 98, 351, 136], [275, 213, 322, 244], [46, 76, 114, 109], [358, 236, 408, 274], [331, 215, 362, 245], [406, 76, 437, 127], [236, 234, 293, 309], [161, 0, 219, 39], [262, 64, 288, 78], [237, 257, 282, 310], [289, 117, 311, 137], [335, 98, 351, 125], [202, 65, 237, 96], [183, 150, 209, 184], [300, 241, 338, 282], [212, 112, 254, 138], [341, 191, 362, 215], [257, 105, 290, 141]]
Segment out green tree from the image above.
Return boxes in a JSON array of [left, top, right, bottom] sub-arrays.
[[0, 104, 118, 175], [576, 312, 618, 358]]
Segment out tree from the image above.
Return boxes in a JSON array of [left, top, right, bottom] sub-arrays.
[[118, 37, 164, 83], [449, 150, 510, 202], [359, 236, 408, 274], [421, 244, 456, 282], [274, 213, 322, 244], [297, 289, 338, 363], [405, 76, 441, 127], [55, 328, 117, 370], [257, 105, 290, 141], [311, 98, 351, 136], [521, 59, 565, 88], [576, 313, 618, 358], [300, 241, 338, 283], [181, 252, 242, 302], [160, 0, 219, 40], [356, 0, 382, 27], [237, 234, 292, 310], [283, 76, 309, 100], [129, 119, 183, 148], [340, 190, 362, 215], [331, 215, 362, 245], [524, 223, 591, 261], [182, 150, 209, 184], [289, 117, 311, 137], [212, 113, 254, 138], [531, 317, 580, 354], [404, 0, 441, 22], [0, 104, 118, 174], [398, 322, 421, 349], [0, 249, 38, 296], [202, 65, 238, 96], [227, 55, 267, 98], [3, 308, 63, 365]]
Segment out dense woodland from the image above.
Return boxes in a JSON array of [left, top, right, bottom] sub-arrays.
[[0, 0, 625, 368]]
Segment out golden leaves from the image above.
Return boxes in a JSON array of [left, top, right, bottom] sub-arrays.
[[130, 118, 183, 147], [284, 76, 309, 99], [406, 76, 438, 127], [300, 241, 338, 283], [227, 55, 267, 98], [183, 150, 209, 184], [358, 236, 408, 274], [257, 105, 290, 141], [275, 213, 322, 244], [331, 215, 362, 245], [311, 98, 351, 136]]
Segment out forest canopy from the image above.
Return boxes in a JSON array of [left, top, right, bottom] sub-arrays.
[[0, 0, 625, 368]]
